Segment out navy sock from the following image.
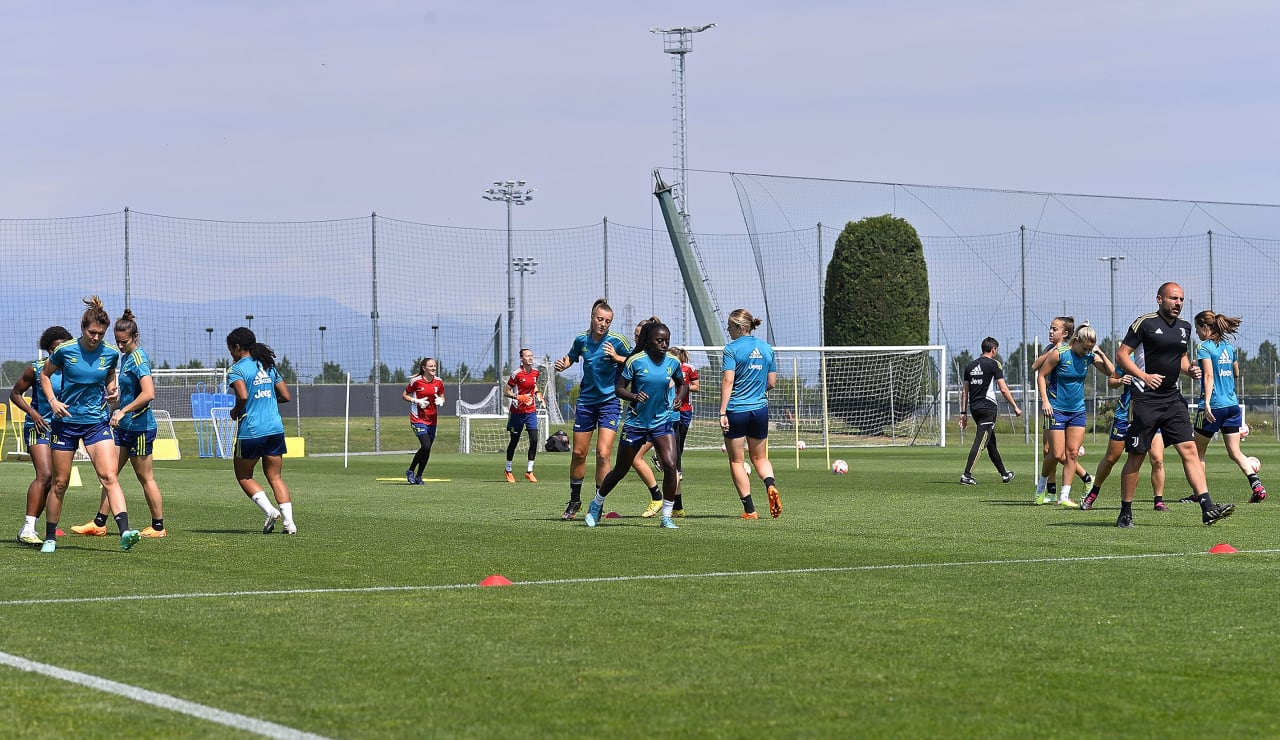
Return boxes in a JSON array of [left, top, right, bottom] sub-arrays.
[[741, 494, 756, 514], [93, 512, 109, 527], [648, 485, 661, 501], [570, 479, 583, 502], [113, 511, 130, 534]]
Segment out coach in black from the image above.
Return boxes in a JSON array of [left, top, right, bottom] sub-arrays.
[[1114, 282, 1234, 528], [959, 337, 1022, 486]]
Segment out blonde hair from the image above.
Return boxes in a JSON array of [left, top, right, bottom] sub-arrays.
[[1195, 310, 1241, 339], [728, 308, 761, 334], [1071, 323, 1097, 353]]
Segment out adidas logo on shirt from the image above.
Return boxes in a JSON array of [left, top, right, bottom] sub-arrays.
[[749, 349, 763, 359]]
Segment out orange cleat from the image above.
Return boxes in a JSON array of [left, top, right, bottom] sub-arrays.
[[767, 485, 783, 518], [741, 511, 759, 520], [524, 471, 538, 483], [139, 526, 167, 538], [70, 521, 108, 536], [505, 471, 516, 483]]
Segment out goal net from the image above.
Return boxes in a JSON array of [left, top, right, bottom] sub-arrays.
[[679, 345, 945, 450], [456, 361, 563, 454], [151, 369, 228, 421]]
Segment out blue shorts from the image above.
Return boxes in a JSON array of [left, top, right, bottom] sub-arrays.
[[23, 423, 51, 448], [621, 421, 675, 447], [114, 427, 157, 458], [678, 409, 693, 427], [411, 423, 437, 441], [1195, 405, 1243, 437], [724, 407, 769, 440], [1047, 409, 1086, 431], [235, 433, 287, 459], [50, 420, 113, 451], [573, 398, 622, 434], [1109, 418, 1129, 442], [507, 411, 539, 434]]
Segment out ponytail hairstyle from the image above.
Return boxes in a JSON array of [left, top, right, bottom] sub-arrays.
[[629, 315, 662, 356], [727, 308, 762, 335], [1194, 310, 1242, 340], [590, 298, 612, 318], [1071, 323, 1098, 353], [1053, 316, 1075, 343], [115, 307, 139, 341], [635, 320, 671, 359], [417, 357, 436, 377], [40, 326, 73, 353], [226, 327, 277, 371], [672, 347, 690, 364], [81, 295, 109, 330]]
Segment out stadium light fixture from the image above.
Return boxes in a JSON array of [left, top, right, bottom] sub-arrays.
[[205, 327, 214, 367], [513, 257, 539, 349], [482, 180, 535, 377], [245, 314, 254, 330], [1097, 256, 1125, 346]]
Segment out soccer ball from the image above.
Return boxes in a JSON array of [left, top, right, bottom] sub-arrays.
[[1241, 423, 1251, 439], [743, 461, 752, 476], [797, 440, 807, 450], [720, 442, 727, 452], [832, 459, 849, 475], [1077, 446, 1086, 457], [1246, 456, 1262, 474]]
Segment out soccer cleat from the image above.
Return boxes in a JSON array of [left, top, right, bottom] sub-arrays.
[[1115, 512, 1134, 528], [959, 473, 977, 486], [584, 500, 603, 528], [561, 500, 581, 520], [659, 516, 679, 529], [17, 529, 43, 546], [741, 511, 759, 520], [1203, 503, 1236, 526], [139, 526, 167, 538], [120, 529, 140, 551], [767, 485, 783, 518], [283, 522, 298, 535], [263, 512, 281, 534], [70, 521, 107, 536], [505, 471, 516, 483], [524, 471, 538, 483], [672, 508, 686, 518], [1249, 482, 1267, 504], [651, 453, 663, 472], [1034, 491, 1052, 505], [1153, 501, 1170, 512], [40, 539, 57, 553], [641, 499, 664, 518], [1081, 491, 1099, 511], [406, 468, 417, 485], [1001, 470, 1016, 484], [1178, 494, 1201, 504], [1058, 496, 1081, 509]]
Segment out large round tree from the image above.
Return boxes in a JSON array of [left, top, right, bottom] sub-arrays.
[[824, 215, 929, 346]]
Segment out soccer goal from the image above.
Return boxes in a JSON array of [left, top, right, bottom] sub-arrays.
[[455, 361, 563, 454], [678, 345, 946, 451]]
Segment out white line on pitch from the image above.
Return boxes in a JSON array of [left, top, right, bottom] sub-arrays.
[[3, 549, 1277, 608], [0, 651, 329, 739]]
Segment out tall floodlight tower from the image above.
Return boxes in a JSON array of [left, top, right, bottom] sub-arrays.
[[651, 23, 719, 345]]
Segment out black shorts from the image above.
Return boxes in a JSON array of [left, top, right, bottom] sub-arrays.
[[968, 402, 998, 428], [1125, 395, 1194, 453]]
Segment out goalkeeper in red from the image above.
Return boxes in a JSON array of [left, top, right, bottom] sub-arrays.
[[402, 358, 444, 485], [504, 348, 544, 483]]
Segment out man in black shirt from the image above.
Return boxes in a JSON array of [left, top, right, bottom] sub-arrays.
[[1115, 282, 1234, 527], [959, 337, 1022, 485]]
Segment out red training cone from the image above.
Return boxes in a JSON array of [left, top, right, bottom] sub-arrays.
[[604, 511, 621, 519], [480, 574, 513, 587], [1208, 543, 1238, 554]]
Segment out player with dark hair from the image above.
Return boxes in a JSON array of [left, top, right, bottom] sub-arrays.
[[1114, 282, 1234, 527], [719, 308, 782, 519], [71, 308, 168, 538], [1193, 310, 1266, 503], [1037, 323, 1114, 507], [12, 326, 73, 546], [553, 299, 631, 520], [227, 326, 297, 534], [668, 346, 698, 515], [583, 320, 687, 529], [503, 348, 544, 483], [403, 357, 444, 485], [39, 296, 139, 553], [604, 316, 670, 518], [958, 337, 1022, 485]]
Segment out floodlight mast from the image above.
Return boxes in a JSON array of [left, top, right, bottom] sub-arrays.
[[650, 23, 715, 222], [482, 181, 534, 378]]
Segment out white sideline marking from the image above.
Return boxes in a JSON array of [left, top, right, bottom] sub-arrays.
[[0, 651, 329, 739], [3, 549, 1277, 608]]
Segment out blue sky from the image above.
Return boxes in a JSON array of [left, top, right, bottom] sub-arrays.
[[5, 0, 1278, 234]]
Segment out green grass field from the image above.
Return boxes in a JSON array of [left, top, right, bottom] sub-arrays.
[[3, 434, 1279, 738]]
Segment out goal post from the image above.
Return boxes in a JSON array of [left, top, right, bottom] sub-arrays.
[[456, 360, 563, 455], [678, 345, 946, 451]]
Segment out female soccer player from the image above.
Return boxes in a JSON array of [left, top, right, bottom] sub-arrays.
[[71, 309, 168, 538], [227, 327, 296, 534], [1193, 310, 1267, 503], [1031, 317, 1094, 503], [12, 326, 73, 545], [1080, 370, 1167, 511], [402, 357, 445, 485], [39, 297, 139, 553], [719, 308, 782, 519], [1037, 323, 1115, 507], [503, 348, 543, 483], [669, 346, 699, 516], [553, 299, 631, 520], [604, 316, 669, 518], [583, 320, 687, 529]]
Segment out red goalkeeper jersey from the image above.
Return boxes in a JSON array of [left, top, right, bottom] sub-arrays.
[[680, 363, 698, 412], [507, 367, 540, 413], [407, 376, 445, 424]]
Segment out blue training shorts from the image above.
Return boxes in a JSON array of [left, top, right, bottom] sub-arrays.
[[113, 427, 157, 458], [724, 407, 769, 440], [573, 398, 622, 434], [236, 433, 287, 459], [50, 420, 113, 452]]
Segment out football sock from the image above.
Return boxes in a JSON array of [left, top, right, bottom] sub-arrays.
[[1060, 485, 1072, 501], [280, 502, 294, 526], [45, 521, 59, 540], [1120, 500, 1132, 515], [741, 494, 756, 514], [591, 492, 607, 507], [1248, 473, 1261, 486], [569, 479, 583, 502], [249, 491, 277, 515], [1153, 496, 1163, 505], [93, 512, 109, 527], [1088, 485, 1100, 497], [674, 494, 683, 509], [764, 476, 776, 488], [1035, 476, 1048, 493], [24, 515, 37, 530], [1198, 492, 1215, 511], [113, 511, 130, 534], [152, 519, 165, 531], [526, 461, 535, 473], [1081, 472, 1093, 484], [662, 500, 674, 518], [506, 462, 513, 472], [648, 485, 661, 501]]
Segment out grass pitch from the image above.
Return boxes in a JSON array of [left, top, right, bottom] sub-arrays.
[[2, 436, 1279, 737]]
